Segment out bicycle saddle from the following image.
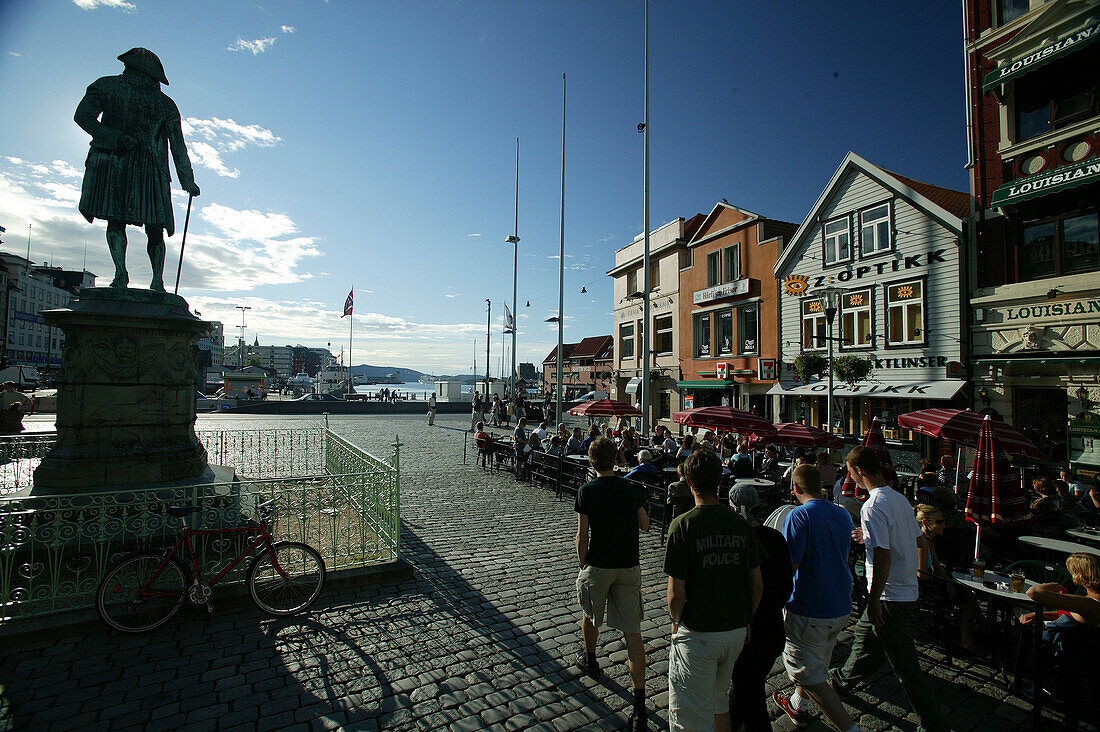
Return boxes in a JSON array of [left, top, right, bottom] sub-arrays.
[[166, 505, 201, 518]]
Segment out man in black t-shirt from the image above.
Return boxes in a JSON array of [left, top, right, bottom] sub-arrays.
[[664, 449, 763, 732], [574, 437, 650, 731]]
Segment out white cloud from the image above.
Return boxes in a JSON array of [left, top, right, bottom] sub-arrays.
[[181, 117, 280, 178], [0, 156, 320, 293], [8, 52, 20, 57], [72, 0, 135, 10], [281, 25, 296, 34], [228, 37, 277, 55], [200, 203, 297, 241], [444, 293, 460, 298], [466, 233, 482, 237], [187, 141, 239, 178]]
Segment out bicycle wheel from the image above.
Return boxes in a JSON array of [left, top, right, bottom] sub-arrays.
[[247, 541, 326, 616], [96, 552, 189, 633]]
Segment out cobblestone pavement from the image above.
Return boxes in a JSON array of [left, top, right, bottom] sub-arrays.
[[0, 413, 1088, 730]]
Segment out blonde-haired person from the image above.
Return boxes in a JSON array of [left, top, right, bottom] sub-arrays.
[[1019, 552, 1100, 708], [915, 504, 980, 653]]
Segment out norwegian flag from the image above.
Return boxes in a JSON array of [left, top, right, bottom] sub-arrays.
[[341, 290, 353, 318], [504, 304, 514, 334]]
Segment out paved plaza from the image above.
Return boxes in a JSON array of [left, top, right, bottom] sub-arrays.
[[0, 413, 1084, 731]]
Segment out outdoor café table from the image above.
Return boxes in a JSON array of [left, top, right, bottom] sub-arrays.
[[1018, 535, 1098, 556], [1065, 528, 1100, 544], [951, 570, 1045, 727], [732, 478, 776, 489]]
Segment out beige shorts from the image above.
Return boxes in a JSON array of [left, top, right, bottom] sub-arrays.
[[576, 565, 643, 634], [782, 610, 849, 686], [668, 625, 747, 731]]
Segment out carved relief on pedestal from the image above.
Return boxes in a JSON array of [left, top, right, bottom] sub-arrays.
[[1022, 325, 1043, 350]]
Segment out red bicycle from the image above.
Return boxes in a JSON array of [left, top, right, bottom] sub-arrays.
[[96, 499, 326, 633]]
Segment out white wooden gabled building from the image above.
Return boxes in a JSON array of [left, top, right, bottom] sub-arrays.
[[770, 152, 972, 447]]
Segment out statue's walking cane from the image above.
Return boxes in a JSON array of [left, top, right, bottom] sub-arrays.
[[173, 193, 194, 295]]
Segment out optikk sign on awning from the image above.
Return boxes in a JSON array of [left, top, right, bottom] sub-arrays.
[[991, 158, 1100, 208]]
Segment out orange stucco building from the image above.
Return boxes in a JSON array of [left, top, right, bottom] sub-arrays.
[[677, 202, 796, 419]]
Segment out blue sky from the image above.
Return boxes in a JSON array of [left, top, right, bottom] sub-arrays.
[[0, 0, 968, 374]]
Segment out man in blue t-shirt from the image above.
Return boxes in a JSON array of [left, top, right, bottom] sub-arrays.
[[574, 437, 650, 730], [773, 465, 858, 731]]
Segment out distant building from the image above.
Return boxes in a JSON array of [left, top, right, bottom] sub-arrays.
[[223, 342, 294, 378], [518, 362, 537, 382], [0, 253, 95, 370], [196, 321, 224, 368], [292, 346, 323, 377], [542, 335, 612, 398], [608, 215, 704, 429]]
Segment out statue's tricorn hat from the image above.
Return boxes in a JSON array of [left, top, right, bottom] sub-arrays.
[[117, 47, 168, 85]]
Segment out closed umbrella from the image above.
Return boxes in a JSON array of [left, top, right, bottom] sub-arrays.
[[671, 406, 776, 437], [567, 399, 642, 418], [839, 417, 898, 500], [966, 414, 1032, 560]]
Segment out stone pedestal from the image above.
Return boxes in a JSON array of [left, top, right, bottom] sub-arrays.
[[32, 287, 211, 494]]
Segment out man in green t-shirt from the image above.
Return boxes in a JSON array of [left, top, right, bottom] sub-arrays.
[[664, 449, 763, 732]]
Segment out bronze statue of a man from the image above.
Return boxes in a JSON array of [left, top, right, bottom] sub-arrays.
[[75, 48, 200, 291]]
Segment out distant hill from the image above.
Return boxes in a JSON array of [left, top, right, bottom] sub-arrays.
[[349, 366, 492, 384], [349, 365, 426, 382]]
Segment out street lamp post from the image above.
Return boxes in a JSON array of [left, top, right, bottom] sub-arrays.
[[235, 305, 250, 370], [813, 287, 845, 435], [506, 138, 520, 401]]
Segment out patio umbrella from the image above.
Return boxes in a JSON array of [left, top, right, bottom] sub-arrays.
[[839, 417, 898, 500], [765, 422, 844, 449], [566, 399, 641, 418], [671, 406, 776, 437], [896, 408, 1043, 462], [965, 414, 1032, 560]]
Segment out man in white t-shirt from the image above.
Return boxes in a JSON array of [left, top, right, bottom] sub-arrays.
[[829, 447, 947, 732]]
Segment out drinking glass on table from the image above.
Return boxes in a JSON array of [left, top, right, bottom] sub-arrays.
[[972, 559, 985, 580]]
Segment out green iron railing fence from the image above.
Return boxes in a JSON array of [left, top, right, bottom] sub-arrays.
[[0, 423, 400, 621]]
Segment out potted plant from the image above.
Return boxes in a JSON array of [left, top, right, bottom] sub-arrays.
[[832, 355, 874, 389], [792, 353, 827, 383]]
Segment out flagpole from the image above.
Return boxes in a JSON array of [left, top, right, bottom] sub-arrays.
[[554, 73, 566, 427], [348, 287, 354, 395], [510, 137, 519, 398]]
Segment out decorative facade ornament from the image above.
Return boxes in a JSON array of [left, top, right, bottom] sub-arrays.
[[1022, 325, 1043, 350]]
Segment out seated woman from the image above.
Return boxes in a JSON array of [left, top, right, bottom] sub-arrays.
[[617, 430, 638, 468], [916, 504, 980, 652], [758, 445, 780, 477], [1019, 552, 1100, 685], [675, 434, 694, 461], [665, 463, 694, 521], [1030, 476, 1062, 535], [728, 446, 755, 479]]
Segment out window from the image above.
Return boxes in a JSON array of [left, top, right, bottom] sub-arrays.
[[739, 307, 758, 355], [619, 323, 634, 359], [1014, 48, 1099, 142], [706, 252, 721, 287], [17, 334, 23, 346], [694, 314, 711, 357], [860, 204, 891, 255], [626, 269, 638, 296], [997, 0, 1029, 25], [887, 279, 924, 345], [650, 261, 660, 291], [717, 311, 733, 356], [723, 244, 741, 283], [1022, 211, 1099, 279], [654, 315, 673, 354], [801, 299, 826, 350], [840, 289, 873, 348], [823, 217, 851, 265]]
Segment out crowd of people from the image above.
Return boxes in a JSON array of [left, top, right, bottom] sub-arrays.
[[565, 431, 1100, 732]]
